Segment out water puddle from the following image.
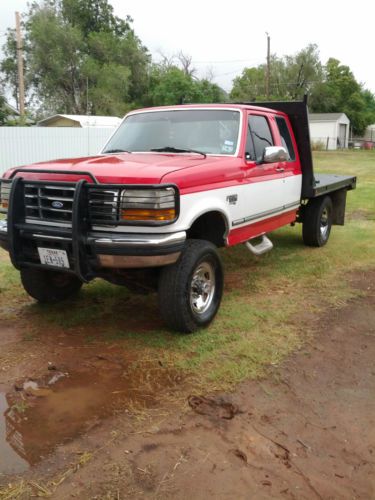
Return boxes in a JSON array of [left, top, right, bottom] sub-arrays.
[[0, 358, 182, 475]]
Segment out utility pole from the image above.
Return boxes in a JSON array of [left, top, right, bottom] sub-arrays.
[[266, 32, 270, 100], [15, 11, 25, 116]]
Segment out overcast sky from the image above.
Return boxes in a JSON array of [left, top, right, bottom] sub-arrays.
[[1, 0, 374, 96]]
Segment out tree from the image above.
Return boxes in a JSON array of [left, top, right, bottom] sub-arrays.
[[230, 45, 323, 102], [229, 45, 375, 136], [309, 58, 375, 135], [1, 0, 150, 115], [0, 95, 8, 124], [147, 64, 226, 107]]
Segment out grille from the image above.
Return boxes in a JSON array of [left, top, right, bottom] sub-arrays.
[[88, 188, 119, 224], [24, 184, 76, 226], [21, 182, 176, 227]]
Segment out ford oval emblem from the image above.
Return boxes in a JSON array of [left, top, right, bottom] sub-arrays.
[[52, 201, 64, 209]]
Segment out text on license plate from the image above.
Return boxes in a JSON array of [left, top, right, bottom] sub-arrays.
[[37, 248, 70, 269]]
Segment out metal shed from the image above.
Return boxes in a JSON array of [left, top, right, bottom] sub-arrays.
[[37, 114, 121, 128], [309, 112, 350, 150]]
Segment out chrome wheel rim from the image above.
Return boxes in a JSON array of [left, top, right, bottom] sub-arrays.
[[320, 207, 330, 239], [190, 262, 216, 315]]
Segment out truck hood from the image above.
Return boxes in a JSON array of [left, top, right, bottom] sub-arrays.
[[5, 153, 225, 184]]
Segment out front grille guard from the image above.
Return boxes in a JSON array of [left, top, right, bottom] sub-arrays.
[[3, 170, 179, 282]]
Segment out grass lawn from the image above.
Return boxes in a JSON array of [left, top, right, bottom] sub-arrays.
[[0, 150, 374, 391]]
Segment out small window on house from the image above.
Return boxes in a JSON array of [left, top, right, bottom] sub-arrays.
[[248, 115, 274, 162], [275, 116, 296, 161]]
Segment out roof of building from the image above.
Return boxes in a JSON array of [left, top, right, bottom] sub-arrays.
[[4, 101, 20, 116], [37, 114, 122, 127], [309, 112, 348, 122]]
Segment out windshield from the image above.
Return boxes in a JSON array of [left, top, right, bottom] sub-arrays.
[[103, 109, 241, 156]]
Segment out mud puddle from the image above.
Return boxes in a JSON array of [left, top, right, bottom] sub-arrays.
[[0, 356, 183, 475]]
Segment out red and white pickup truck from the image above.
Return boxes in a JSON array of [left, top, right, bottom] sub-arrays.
[[0, 100, 356, 332]]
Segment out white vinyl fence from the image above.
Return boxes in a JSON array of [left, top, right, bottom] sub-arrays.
[[0, 127, 115, 174]]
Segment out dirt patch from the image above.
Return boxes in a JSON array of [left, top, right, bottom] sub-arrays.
[[0, 320, 22, 347], [347, 208, 374, 221], [0, 270, 374, 499], [48, 270, 375, 499]]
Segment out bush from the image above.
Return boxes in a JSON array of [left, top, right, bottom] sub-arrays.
[[311, 140, 325, 151]]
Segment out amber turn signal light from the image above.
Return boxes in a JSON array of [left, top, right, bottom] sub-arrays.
[[121, 208, 176, 221]]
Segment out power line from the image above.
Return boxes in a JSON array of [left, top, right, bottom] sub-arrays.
[[192, 57, 263, 65]]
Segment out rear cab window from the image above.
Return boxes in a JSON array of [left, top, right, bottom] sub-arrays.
[[275, 116, 296, 161], [245, 114, 274, 162]]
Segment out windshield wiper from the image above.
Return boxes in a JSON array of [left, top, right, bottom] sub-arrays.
[[150, 146, 206, 158], [102, 148, 131, 154]]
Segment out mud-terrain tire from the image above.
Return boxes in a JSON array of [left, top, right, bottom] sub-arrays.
[[158, 240, 223, 333], [20, 267, 83, 303], [302, 196, 333, 247]]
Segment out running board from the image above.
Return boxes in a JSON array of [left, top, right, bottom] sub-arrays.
[[244, 235, 273, 256]]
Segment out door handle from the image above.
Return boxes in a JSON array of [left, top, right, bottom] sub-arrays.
[[276, 167, 285, 172]]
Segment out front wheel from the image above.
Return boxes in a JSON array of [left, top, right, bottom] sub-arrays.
[[20, 267, 83, 303], [158, 240, 224, 333], [302, 196, 333, 247]]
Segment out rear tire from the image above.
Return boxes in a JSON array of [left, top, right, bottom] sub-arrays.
[[302, 196, 333, 247], [20, 268, 83, 303], [158, 240, 223, 333]]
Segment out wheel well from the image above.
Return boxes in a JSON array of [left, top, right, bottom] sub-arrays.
[[186, 211, 227, 247], [300, 190, 347, 226]]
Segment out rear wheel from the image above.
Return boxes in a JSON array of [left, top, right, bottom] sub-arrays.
[[302, 196, 333, 247], [158, 240, 224, 333], [20, 267, 83, 303]]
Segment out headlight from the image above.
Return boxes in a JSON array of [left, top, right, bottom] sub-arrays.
[[0, 180, 11, 213], [120, 187, 177, 222]]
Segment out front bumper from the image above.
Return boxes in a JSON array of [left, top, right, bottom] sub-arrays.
[[91, 231, 185, 268], [1, 176, 184, 282], [0, 218, 185, 278]]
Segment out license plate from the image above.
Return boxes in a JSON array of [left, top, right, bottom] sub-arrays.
[[38, 248, 70, 269]]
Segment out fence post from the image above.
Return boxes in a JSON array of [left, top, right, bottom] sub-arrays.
[[326, 137, 329, 151]]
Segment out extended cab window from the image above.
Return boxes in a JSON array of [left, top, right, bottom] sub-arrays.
[[275, 116, 296, 161], [246, 115, 274, 162]]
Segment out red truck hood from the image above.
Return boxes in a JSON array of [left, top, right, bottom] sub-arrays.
[[5, 153, 222, 184]]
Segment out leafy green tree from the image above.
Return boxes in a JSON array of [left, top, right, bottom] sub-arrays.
[[283, 44, 323, 100], [192, 79, 227, 103], [309, 58, 375, 135], [147, 66, 195, 106], [0, 95, 8, 124], [147, 65, 226, 106], [1, 0, 150, 115], [61, 0, 131, 37], [0, 28, 26, 110], [230, 45, 323, 102], [230, 45, 375, 136]]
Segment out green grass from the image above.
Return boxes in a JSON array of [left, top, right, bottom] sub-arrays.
[[0, 150, 374, 390]]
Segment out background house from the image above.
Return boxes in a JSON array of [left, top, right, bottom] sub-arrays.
[[309, 113, 350, 150], [37, 114, 121, 128]]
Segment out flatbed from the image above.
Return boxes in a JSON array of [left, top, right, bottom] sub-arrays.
[[312, 173, 356, 197]]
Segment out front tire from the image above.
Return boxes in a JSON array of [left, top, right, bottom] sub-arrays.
[[20, 267, 83, 303], [302, 196, 333, 247], [158, 240, 224, 333]]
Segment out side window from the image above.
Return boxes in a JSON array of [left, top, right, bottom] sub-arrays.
[[245, 125, 256, 161], [248, 115, 274, 162], [275, 116, 296, 161]]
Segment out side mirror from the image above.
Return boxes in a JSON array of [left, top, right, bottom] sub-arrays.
[[262, 146, 288, 163]]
